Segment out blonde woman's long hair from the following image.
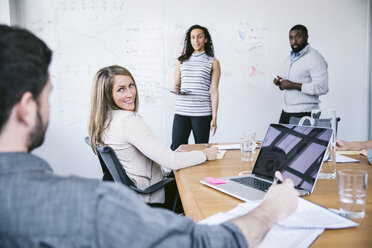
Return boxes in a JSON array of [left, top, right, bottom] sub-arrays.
[[88, 65, 139, 153]]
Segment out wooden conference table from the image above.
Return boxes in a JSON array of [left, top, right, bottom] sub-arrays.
[[174, 144, 372, 247]]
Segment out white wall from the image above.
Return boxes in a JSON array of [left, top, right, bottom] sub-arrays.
[[268, 0, 370, 142], [11, 0, 371, 178], [369, 0, 372, 139], [0, 0, 10, 24]]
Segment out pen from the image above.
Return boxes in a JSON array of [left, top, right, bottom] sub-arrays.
[[274, 176, 283, 184]]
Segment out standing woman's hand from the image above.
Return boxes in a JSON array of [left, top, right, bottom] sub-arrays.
[[210, 118, 217, 136], [210, 59, 220, 137]]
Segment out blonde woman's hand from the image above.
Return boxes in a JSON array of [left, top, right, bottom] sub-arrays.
[[202, 147, 218, 161], [175, 146, 186, 152]]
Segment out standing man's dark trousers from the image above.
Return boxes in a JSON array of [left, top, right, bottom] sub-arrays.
[[279, 110, 311, 124]]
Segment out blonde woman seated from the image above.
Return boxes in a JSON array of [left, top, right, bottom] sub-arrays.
[[88, 65, 218, 207]]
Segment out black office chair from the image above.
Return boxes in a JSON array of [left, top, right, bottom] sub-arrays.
[[84, 137, 179, 211]]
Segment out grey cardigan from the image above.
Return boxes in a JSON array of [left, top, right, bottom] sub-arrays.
[[282, 45, 328, 113]]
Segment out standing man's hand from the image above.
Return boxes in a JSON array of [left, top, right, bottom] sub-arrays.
[[280, 80, 301, 90], [273, 76, 282, 85], [273, 77, 302, 91], [273, 76, 283, 88]]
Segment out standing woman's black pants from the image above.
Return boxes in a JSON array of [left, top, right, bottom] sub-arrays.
[[171, 114, 212, 150]]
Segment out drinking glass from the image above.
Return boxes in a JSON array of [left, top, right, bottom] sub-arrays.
[[312, 109, 337, 179], [240, 132, 256, 161], [338, 169, 368, 218]]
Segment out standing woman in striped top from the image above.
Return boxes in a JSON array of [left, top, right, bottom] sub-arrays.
[[171, 24, 221, 150]]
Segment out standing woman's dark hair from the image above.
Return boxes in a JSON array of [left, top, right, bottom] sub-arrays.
[[178, 25, 215, 62]]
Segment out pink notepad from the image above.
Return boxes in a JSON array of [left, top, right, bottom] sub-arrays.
[[204, 177, 228, 185]]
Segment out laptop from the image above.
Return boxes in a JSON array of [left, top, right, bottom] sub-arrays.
[[200, 123, 333, 202]]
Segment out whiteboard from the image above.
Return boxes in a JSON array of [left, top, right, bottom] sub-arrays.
[[0, 0, 10, 24], [14, 0, 371, 178]]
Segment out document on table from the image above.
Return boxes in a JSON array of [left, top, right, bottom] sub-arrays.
[[233, 198, 358, 229], [212, 143, 240, 150], [336, 154, 360, 163], [336, 150, 360, 155], [276, 198, 358, 229], [212, 143, 262, 150], [200, 206, 324, 248], [199, 197, 357, 248], [216, 150, 226, 159], [259, 225, 324, 248]]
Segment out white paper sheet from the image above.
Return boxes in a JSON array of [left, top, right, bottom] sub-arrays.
[[336, 154, 360, 163], [199, 203, 325, 248], [199, 197, 358, 248], [275, 198, 358, 229], [212, 144, 241, 150], [259, 225, 324, 248]]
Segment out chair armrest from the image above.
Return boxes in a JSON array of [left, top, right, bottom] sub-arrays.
[[130, 178, 175, 194]]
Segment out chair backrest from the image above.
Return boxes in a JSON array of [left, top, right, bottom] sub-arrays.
[[289, 116, 331, 128], [96, 145, 136, 187], [84, 137, 135, 187], [289, 116, 341, 135]]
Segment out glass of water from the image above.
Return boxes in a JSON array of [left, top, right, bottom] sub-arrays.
[[311, 109, 337, 179], [319, 141, 336, 179], [240, 132, 256, 161], [338, 169, 368, 218]]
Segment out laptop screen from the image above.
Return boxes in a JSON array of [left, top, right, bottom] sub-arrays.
[[252, 124, 333, 191]]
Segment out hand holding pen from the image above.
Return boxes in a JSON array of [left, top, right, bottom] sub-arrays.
[[262, 171, 298, 222], [272, 74, 284, 90], [274, 171, 283, 184], [272, 74, 282, 84]]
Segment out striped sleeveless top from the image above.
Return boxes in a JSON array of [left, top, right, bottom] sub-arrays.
[[175, 51, 214, 116]]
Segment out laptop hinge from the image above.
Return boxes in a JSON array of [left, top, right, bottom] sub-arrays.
[[252, 174, 273, 182]]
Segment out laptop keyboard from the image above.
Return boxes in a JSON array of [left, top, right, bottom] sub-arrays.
[[231, 177, 271, 192]]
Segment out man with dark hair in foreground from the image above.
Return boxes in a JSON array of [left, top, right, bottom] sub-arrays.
[[0, 24, 298, 248]]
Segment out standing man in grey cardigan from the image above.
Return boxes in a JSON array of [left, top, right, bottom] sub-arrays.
[[0, 25, 299, 247], [273, 24, 328, 124]]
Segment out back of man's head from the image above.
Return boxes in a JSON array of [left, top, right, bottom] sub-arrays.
[[0, 25, 52, 134], [290, 24, 308, 36]]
